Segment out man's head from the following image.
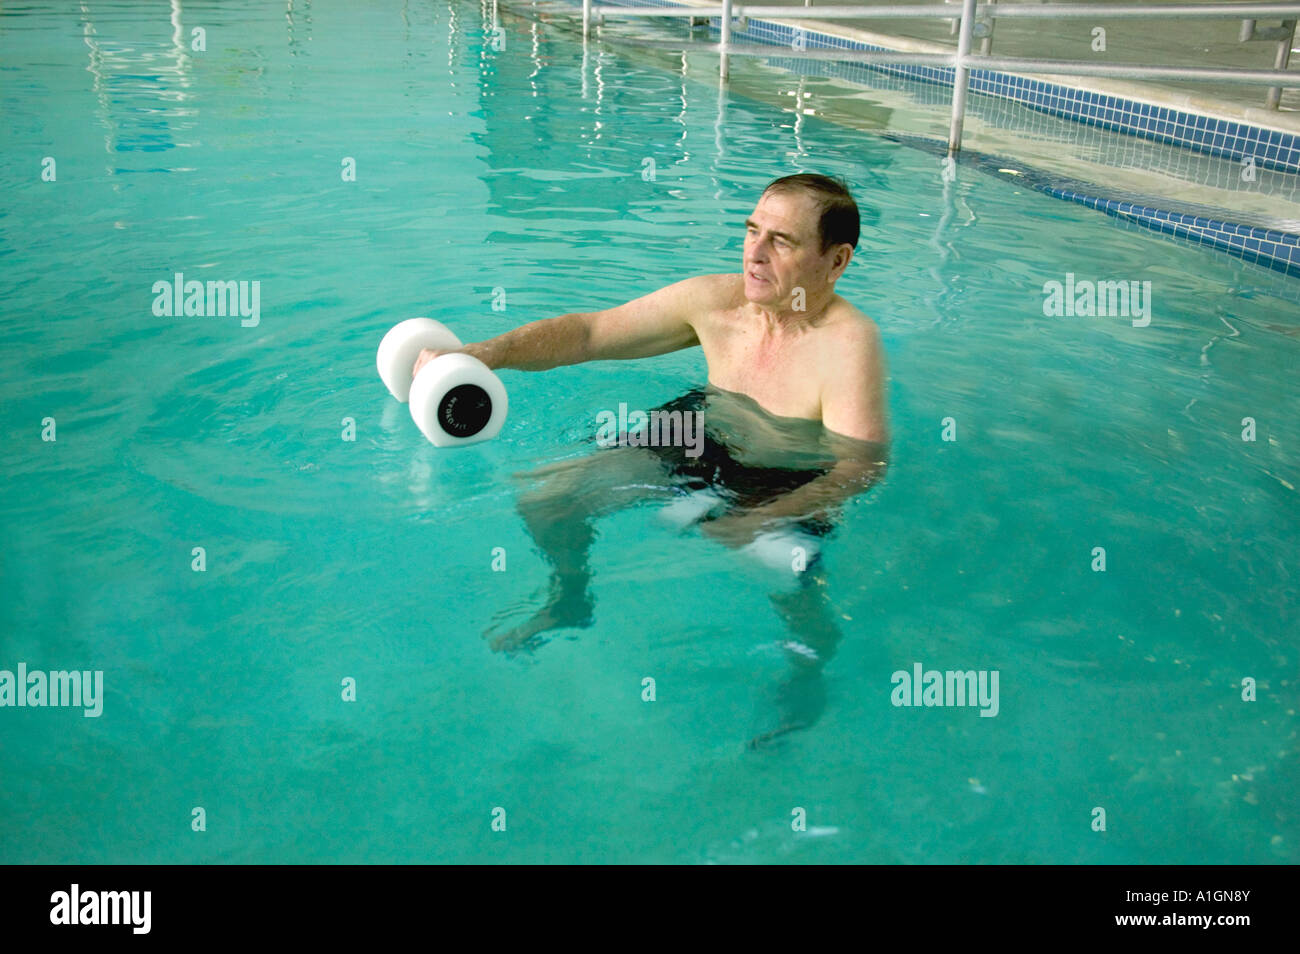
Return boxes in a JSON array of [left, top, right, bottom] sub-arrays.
[[743, 174, 859, 310]]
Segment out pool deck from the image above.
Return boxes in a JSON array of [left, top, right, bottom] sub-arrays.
[[734, 0, 1300, 131], [557, 0, 1300, 275]]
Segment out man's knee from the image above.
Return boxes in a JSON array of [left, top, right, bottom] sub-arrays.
[[517, 448, 666, 518]]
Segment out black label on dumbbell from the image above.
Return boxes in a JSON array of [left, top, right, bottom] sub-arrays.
[[439, 384, 492, 438]]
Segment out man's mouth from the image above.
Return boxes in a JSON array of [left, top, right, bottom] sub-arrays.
[[746, 269, 768, 284]]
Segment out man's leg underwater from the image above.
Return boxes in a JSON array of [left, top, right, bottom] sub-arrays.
[[486, 445, 674, 653], [748, 548, 846, 749]]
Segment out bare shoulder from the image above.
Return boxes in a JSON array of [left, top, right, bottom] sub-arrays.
[[683, 273, 744, 331], [596, 272, 734, 330], [688, 272, 744, 307], [657, 273, 736, 299], [824, 296, 884, 355], [819, 297, 890, 444]]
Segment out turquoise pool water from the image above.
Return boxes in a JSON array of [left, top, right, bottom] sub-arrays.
[[1, 0, 1296, 865]]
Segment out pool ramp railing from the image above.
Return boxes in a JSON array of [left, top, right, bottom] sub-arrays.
[[554, 1, 1300, 157]]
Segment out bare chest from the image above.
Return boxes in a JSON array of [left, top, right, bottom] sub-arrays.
[[698, 317, 825, 420]]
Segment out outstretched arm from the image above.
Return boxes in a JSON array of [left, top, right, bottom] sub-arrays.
[[412, 275, 711, 377]]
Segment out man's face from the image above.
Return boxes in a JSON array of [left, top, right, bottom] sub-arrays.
[[742, 190, 839, 308]]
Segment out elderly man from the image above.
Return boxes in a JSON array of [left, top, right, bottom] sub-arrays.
[[415, 173, 890, 742]]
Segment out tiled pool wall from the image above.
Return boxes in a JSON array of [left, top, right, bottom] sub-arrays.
[[593, 0, 1300, 278], [764, 51, 1300, 206]]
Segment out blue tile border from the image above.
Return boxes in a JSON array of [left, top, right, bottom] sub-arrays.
[[600, 1, 1299, 175], [728, 6, 1294, 175], [596, 0, 1300, 278], [887, 131, 1300, 279]]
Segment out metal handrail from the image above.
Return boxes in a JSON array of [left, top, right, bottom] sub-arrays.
[[591, 3, 1300, 18], [698, 44, 1297, 81], [974, 3, 1299, 17], [570, 1, 1300, 153]]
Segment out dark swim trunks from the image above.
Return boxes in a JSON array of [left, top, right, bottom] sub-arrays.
[[642, 388, 838, 539]]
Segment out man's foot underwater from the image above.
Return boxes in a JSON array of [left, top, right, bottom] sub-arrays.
[[483, 587, 595, 654]]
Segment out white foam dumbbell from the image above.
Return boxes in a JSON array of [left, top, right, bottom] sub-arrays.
[[376, 317, 508, 447]]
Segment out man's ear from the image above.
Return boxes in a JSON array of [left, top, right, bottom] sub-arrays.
[[830, 243, 853, 280]]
